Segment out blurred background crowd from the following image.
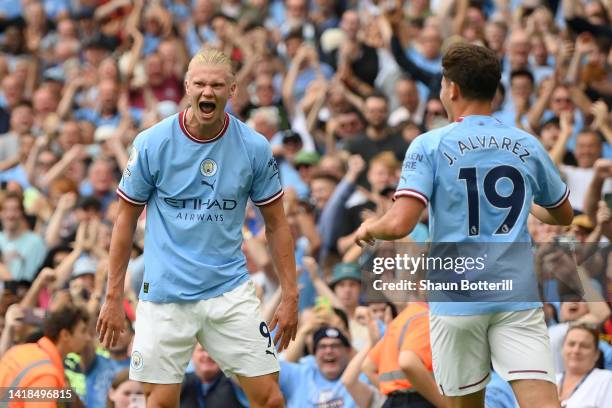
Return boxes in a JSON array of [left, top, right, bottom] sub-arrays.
[[0, 0, 611, 407]]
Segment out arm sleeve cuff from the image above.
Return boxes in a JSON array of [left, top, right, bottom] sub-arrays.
[[116, 187, 147, 206], [393, 189, 428, 206], [253, 189, 284, 206], [538, 186, 569, 209]]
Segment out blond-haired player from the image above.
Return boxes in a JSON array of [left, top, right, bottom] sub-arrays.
[[97, 48, 298, 408]]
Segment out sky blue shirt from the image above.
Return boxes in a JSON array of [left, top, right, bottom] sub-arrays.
[[118, 111, 283, 302], [0, 231, 46, 282], [43, 0, 69, 19], [0, 0, 22, 19], [279, 356, 359, 408], [396, 115, 568, 315], [485, 371, 517, 408], [0, 165, 31, 189], [74, 108, 141, 128], [85, 354, 130, 408]]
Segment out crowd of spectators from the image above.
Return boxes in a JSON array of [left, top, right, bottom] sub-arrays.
[[0, 0, 611, 407]]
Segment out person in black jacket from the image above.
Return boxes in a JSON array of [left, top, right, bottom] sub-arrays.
[[180, 343, 247, 408]]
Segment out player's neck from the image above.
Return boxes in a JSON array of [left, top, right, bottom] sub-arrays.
[[451, 101, 492, 121], [186, 107, 226, 140]]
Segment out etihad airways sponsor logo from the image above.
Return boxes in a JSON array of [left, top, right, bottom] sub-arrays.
[[163, 197, 237, 211]]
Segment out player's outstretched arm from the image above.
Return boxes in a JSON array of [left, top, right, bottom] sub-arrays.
[[530, 199, 573, 226], [259, 198, 299, 351], [97, 199, 144, 348], [355, 196, 426, 246]]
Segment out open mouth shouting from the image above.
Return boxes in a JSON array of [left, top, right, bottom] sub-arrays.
[[198, 101, 217, 118], [322, 356, 337, 365]]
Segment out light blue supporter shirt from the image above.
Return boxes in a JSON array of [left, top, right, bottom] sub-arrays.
[[279, 356, 360, 408], [85, 353, 130, 408], [117, 110, 283, 302], [395, 115, 568, 316], [0, 231, 47, 282]]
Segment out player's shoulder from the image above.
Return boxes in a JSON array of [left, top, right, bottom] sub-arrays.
[[497, 123, 553, 164], [133, 113, 180, 148]]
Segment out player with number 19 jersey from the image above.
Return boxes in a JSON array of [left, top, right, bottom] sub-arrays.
[[117, 110, 283, 303], [395, 115, 568, 315]]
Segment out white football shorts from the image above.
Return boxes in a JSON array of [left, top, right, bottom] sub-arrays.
[[129, 279, 280, 383], [429, 307, 556, 397]]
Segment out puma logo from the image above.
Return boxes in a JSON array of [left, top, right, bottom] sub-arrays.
[[265, 350, 276, 357], [201, 179, 216, 191]]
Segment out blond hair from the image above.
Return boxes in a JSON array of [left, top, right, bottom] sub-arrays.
[[248, 106, 280, 129], [369, 151, 400, 172], [187, 47, 234, 80]]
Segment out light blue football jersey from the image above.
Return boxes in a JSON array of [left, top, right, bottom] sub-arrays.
[[117, 111, 283, 302], [395, 115, 568, 315]]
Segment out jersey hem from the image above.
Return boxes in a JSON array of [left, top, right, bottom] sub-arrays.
[[429, 303, 542, 316], [138, 273, 250, 303]]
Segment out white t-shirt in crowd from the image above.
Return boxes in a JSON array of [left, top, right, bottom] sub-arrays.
[[556, 368, 612, 408], [559, 165, 612, 211]]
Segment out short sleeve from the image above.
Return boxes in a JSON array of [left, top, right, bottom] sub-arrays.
[[532, 144, 569, 208], [116, 135, 155, 205], [249, 138, 283, 206], [399, 314, 432, 369], [394, 136, 433, 206]]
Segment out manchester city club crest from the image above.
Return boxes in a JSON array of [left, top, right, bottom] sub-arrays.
[[131, 350, 144, 371], [200, 158, 217, 177]]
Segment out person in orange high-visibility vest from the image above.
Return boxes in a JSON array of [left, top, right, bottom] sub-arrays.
[[363, 302, 446, 408], [0, 304, 91, 408]]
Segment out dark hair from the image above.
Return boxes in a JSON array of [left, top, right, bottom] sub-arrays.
[[41, 245, 73, 269], [43, 304, 89, 342], [284, 27, 304, 42], [211, 12, 237, 24], [365, 92, 389, 105], [332, 307, 349, 332], [510, 69, 534, 86], [541, 116, 560, 131], [594, 36, 611, 55], [243, 21, 265, 33], [394, 119, 420, 135], [338, 107, 366, 127], [496, 83, 506, 99], [310, 170, 340, 185], [24, 329, 44, 343], [77, 195, 102, 211], [578, 129, 605, 144], [442, 43, 501, 101], [13, 100, 33, 110], [386, 301, 398, 319]]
